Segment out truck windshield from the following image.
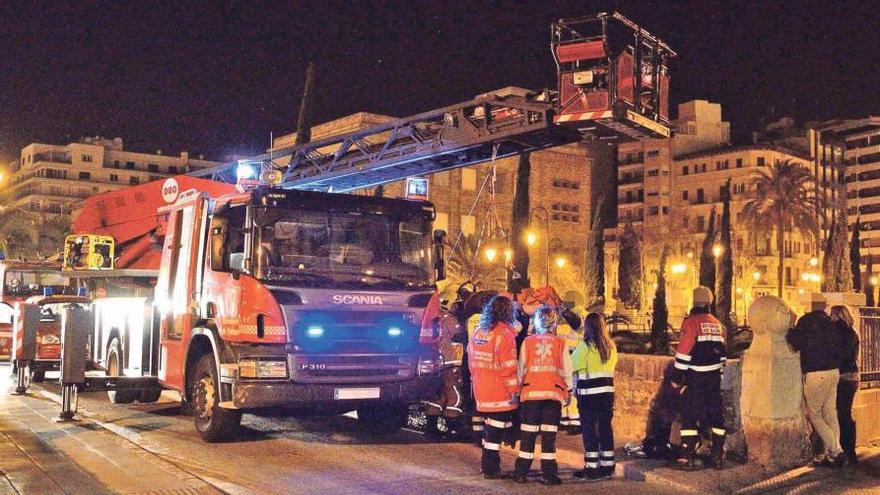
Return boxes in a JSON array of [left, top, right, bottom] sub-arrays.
[[254, 208, 433, 289]]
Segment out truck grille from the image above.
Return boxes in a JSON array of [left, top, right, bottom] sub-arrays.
[[289, 310, 420, 354], [290, 354, 415, 384]]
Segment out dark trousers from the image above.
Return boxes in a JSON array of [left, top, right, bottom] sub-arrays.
[[514, 400, 562, 478], [680, 373, 725, 458], [837, 379, 858, 460], [480, 410, 514, 475], [579, 393, 615, 476]]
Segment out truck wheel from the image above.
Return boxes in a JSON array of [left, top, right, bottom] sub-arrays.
[[357, 403, 407, 435], [107, 338, 137, 404], [192, 353, 241, 442], [31, 370, 46, 382], [139, 389, 163, 403]]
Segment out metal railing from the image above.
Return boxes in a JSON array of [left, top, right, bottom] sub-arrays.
[[858, 307, 880, 383]]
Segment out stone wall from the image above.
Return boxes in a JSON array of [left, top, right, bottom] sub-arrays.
[[854, 384, 880, 447], [612, 353, 745, 457]]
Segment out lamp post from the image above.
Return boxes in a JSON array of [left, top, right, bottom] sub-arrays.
[[526, 206, 551, 286]]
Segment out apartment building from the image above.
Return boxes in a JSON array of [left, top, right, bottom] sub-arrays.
[[608, 101, 822, 321], [5, 136, 218, 218], [810, 118, 880, 273]]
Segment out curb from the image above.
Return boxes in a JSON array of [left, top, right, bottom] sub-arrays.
[[618, 461, 706, 494]]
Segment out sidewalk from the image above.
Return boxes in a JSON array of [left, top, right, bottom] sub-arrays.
[[617, 445, 880, 494], [0, 368, 220, 495]]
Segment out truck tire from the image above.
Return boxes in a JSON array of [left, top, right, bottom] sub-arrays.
[[139, 389, 163, 403], [357, 402, 407, 435], [192, 353, 241, 442], [107, 338, 137, 404], [31, 370, 46, 382]]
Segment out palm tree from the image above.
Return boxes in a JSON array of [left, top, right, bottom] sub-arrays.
[[740, 160, 819, 298], [0, 207, 40, 259]]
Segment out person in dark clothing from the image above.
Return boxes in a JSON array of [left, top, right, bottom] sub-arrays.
[[831, 305, 860, 466], [786, 294, 845, 468]]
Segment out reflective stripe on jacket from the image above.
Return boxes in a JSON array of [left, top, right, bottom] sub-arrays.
[[518, 333, 572, 403], [673, 311, 726, 383], [571, 340, 618, 396], [468, 322, 519, 412]]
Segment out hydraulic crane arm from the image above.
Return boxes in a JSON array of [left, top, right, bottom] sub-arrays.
[[190, 89, 583, 192]]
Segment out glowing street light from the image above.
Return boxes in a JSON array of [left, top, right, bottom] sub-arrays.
[[752, 271, 762, 281], [870, 275, 879, 287], [808, 257, 819, 267], [484, 247, 498, 262], [670, 262, 687, 275], [712, 244, 723, 258], [735, 287, 743, 295], [554, 256, 567, 268], [525, 231, 538, 247], [504, 248, 513, 263]]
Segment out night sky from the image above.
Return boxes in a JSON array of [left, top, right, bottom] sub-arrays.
[[1, 0, 878, 162]]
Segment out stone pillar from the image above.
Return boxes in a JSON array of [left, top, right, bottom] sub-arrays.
[[741, 295, 811, 468]]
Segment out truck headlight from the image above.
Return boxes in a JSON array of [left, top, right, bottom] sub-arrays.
[[238, 358, 289, 379]]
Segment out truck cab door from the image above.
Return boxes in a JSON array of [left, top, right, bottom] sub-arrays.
[[156, 193, 209, 390]]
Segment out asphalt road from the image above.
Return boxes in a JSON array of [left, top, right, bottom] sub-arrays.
[[20, 368, 678, 495]]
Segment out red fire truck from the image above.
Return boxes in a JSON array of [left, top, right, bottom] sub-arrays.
[[70, 174, 445, 441]]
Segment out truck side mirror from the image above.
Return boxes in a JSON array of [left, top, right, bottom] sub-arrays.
[[209, 217, 229, 272], [433, 229, 447, 282]]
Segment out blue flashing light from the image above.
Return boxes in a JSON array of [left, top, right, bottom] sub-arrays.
[[388, 327, 402, 337], [77, 287, 88, 297], [236, 162, 256, 180], [43, 287, 54, 297], [307, 326, 324, 338]]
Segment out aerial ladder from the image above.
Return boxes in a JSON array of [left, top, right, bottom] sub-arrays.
[[190, 12, 676, 193]]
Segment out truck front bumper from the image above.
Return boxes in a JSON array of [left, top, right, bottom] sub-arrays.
[[230, 374, 442, 410]]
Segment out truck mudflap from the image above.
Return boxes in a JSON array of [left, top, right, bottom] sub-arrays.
[[230, 374, 442, 410]]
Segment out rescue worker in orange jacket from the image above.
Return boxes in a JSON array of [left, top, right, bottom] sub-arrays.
[[672, 286, 727, 471], [512, 305, 573, 485], [468, 295, 520, 479]]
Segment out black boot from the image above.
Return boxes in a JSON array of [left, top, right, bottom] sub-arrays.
[[425, 415, 441, 439], [710, 432, 725, 470]]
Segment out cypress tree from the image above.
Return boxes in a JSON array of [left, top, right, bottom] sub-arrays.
[[851, 218, 862, 292], [508, 152, 531, 292], [617, 222, 642, 309], [584, 195, 606, 311], [716, 180, 734, 330], [699, 207, 717, 292], [651, 246, 670, 354]]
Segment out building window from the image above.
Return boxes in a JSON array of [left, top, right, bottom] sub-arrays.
[[79, 172, 91, 180], [682, 165, 689, 175], [148, 163, 159, 172], [696, 216, 705, 231], [757, 156, 766, 167], [683, 216, 689, 228], [129, 176, 140, 185], [435, 212, 449, 232], [114, 160, 120, 169], [682, 190, 689, 200], [168, 166, 178, 174], [662, 206, 669, 215], [648, 206, 659, 216], [110, 174, 119, 182], [647, 169, 659, 177], [701, 163, 707, 173], [736, 158, 743, 168], [461, 215, 475, 235], [81, 154, 92, 163], [647, 150, 660, 157], [461, 169, 476, 191], [126, 161, 135, 170], [434, 171, 449, 187], [552, 179, 580, 190], [696, 188, 704, 203]]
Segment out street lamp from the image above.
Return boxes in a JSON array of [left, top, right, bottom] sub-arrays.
[[484, 247, 498, 262], [870, 275, 879, 287], [555, 256, 567, 268], [670, 262, 687, 275], [808, 257, 819, 268], [528, 206, 552, 286], [752, 271, 762, 282], [712, 244, 723, 258]]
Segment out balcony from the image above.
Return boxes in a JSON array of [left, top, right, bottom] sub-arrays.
[[33, 150, 72, 164]]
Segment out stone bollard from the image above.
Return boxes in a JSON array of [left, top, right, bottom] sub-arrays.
[[741, 295, 812, 468]]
